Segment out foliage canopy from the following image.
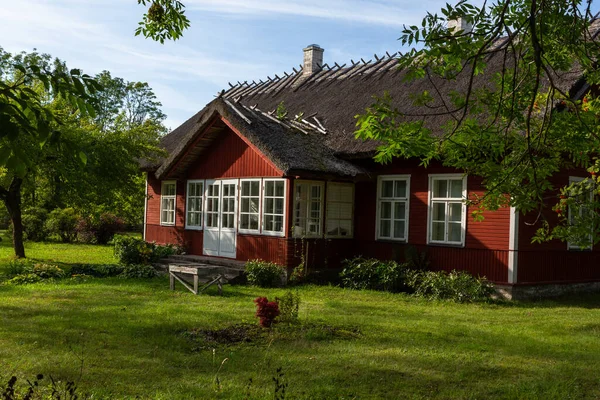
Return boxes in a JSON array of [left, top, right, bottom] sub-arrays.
[[356, 0, 600, 247]]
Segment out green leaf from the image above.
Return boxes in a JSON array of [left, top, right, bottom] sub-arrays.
[[79, 151, 88, 165]]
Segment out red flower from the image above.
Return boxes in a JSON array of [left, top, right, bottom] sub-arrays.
[[254, 297, 280, 328]]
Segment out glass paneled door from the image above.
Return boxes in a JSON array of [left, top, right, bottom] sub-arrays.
[[203, 180, 238, 258]]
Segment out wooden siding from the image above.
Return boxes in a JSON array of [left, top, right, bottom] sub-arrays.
[[352, 159, 510, 283], [516, 168, 600, 283], [145, 174, 186, 238], [284, 238, 356, 270], [187, 126, 281, 179], [237, 235, 288, 265]]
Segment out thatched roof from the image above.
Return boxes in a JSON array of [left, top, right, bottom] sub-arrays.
[[145, 22, 600, 178]]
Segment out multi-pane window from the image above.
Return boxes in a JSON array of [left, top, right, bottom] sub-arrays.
[[239, 180, 261, 232], [186, 180, 203, 229], [160, 181, 176, 226], [326, 183, 354, 238], [377, 176, 410, 241], [293, 181, 324, 237], [221, 182, 236, 229], [205, 182, 220, 228], [429, 175, 466, 245], [263, 179, 286, 235], [568, 176, 593, 250]]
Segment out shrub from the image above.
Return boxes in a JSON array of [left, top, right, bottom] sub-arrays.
[[113, 235, 183, 265], [21, 207, 49, 242], [46, 208, 79, 243], [6, 258, 36, 276], [406, 269, 495, 303], [276, 291, 301, 323], [119, 264, 158, 279], [340, 257, 409, 292], [4, 273, 42, 285], [77, 213, 125, 244], [245, 260, 286, 288], [4, 259, 64, 281], [70, 264, 124, 277], [31, 263, 65, 279], [254, 297, 280, 328]]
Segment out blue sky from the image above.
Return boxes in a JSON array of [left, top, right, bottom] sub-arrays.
[[0, 0, 467, 129]]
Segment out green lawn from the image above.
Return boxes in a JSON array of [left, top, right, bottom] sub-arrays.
[[1, 238, 600, 399]]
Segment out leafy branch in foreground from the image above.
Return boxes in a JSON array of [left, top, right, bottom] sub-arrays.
[[356, 0, 600, 246], [136, 0, 190, 44]]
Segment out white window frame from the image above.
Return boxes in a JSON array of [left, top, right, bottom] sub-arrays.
[[325, 182, 355, 239], [185, 180, 204, 230], [427, 174, 467, 246], [567, 176, 593, 250], [293, 180, 325, 238], [262, 178, 287, 237], [160, 180, 177, 226], [376, 175, 410, 242], [238, 178, 262, 234]]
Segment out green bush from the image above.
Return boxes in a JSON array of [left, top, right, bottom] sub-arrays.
[[340, 257, 409, 292], [21, 207, 49, 242], [113, 235, 183, 265], [119, 264, 158, 279], [406, 269, 495, 303], [31, 263, 65, 279], [245, 259, 286, 288], [46, 208, 79, 243], [3, 262, 65, 285], [6, 258, 36, 276], [276, 291, 301, 323], [70, 264, 124, 277], [5, 273, 42, 285], [77, 213, 126, 244]]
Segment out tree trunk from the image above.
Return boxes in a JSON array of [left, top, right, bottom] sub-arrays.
[[0, 177, 25, 258]]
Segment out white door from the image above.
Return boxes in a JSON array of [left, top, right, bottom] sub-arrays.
[[203, 179, 237, 258]]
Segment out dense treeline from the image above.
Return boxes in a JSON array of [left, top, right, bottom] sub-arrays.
[[0, 48, 164, 252]]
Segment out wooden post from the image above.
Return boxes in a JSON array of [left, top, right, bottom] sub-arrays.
[[193, 275, 199, 295], [170, 273, 175, 290]]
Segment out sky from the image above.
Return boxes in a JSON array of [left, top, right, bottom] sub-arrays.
[[0, 0, 467, 130]]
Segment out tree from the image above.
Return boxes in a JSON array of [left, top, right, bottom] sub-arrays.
[[0, 48, 97, 257], [21, 71, 165, 232], [355, 0, 600, 247], [136, 0, 190, 43]]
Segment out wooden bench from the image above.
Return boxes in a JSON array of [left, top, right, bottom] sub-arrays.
[[168, 264, 225, 295]]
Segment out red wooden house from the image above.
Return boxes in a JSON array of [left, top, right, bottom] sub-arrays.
[[142, 44, 600, 298]]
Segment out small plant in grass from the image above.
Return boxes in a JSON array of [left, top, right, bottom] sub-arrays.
[[31, 263, 65, 279], [406, 269, 495, 303], [3, 261, 64, 285], [2, 374, 82, 399], [245, 259, 285, 288], [4, 273, 43, 285], [340, 257, 409, 292], [254, 297, 280, 328], [6, 258, 36, 276], [276, 291, 300, 323]]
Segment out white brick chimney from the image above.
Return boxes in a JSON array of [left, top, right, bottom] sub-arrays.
[[303, 44, 324, 76], [448, 17, 473, 34]]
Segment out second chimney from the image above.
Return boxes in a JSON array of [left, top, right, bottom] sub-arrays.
[[448, 17, 473, 35], [303, 44, 324, 76]]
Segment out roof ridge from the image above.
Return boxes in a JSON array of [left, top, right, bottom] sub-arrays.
[[222, 51, 400, 99]]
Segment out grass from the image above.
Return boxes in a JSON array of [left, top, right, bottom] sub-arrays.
[[0, 230, 124, 274], [1, 237, 600, 399]]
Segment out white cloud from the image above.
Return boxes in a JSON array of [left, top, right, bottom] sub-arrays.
[[184, 0, 442, 27]]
